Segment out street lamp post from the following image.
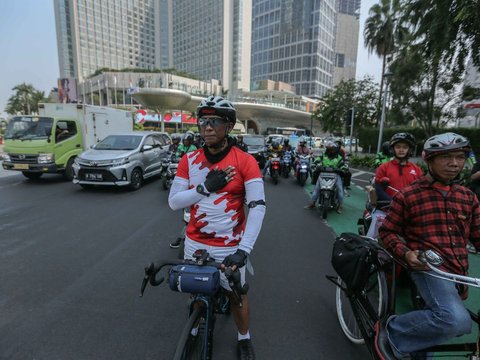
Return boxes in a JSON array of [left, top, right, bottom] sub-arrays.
[[349, 107, 355, 154], [376, 72, 392, 153]]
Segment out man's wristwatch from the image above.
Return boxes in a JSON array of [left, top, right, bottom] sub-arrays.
[[196, 183, 210, 197]]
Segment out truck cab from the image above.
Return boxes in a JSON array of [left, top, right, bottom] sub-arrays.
[[2, 115, 82, 179], [1, 103, 133, 180]]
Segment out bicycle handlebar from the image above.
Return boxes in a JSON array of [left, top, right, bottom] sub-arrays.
[[418, 250, 480, 288], [139, 258, 248, 307]]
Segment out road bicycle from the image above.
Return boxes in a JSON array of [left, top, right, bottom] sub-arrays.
[[328, 238, 480, 359], [140, 249, 248, 360]]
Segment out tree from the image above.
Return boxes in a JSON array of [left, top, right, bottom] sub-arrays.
[[311, 77, 379, 137], [385, 0, 478, 136], [5, 83, 47, 115], [364, 0, 409, 124]]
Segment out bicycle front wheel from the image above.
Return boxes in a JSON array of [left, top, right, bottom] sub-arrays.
[[336, 268, 388, 344], [173, 306, 213, 360]]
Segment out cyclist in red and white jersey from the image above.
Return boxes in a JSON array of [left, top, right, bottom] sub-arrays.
[[168, 96, 265, 360]]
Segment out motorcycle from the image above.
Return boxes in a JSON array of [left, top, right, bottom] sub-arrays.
[[315, 166, 341, 219], [161, 153, 180, 190], [269, 152, 281, 185], [295, 154, 311, 186], [280, 150, 294, 178]]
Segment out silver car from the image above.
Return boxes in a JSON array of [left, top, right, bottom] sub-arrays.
[[72, 131, 170, 190]]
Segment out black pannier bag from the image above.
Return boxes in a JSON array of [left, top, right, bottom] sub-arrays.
[[331, 232, 377, 291]]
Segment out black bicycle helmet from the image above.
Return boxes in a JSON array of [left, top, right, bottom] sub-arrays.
[[197, 96, 236, 125], [389, 132, 416, 149], [381, 141, 391, 156], [422, 133, 471, 161]]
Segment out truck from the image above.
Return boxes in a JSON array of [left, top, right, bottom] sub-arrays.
[[1, 103, 133, 180]]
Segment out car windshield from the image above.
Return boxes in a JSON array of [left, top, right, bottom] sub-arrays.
[[243, 136, 265, 146], [4, 116, 54, 140], [95, 135, 142, 150]]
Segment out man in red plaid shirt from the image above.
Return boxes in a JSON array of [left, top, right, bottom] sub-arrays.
[[375, 133, 480, 360]]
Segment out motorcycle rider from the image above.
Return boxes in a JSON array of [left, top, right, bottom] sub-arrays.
[[236, 134, 249, 152], [193, 132, 203, 148], [375, 141, 392, 167], [168, 95, 265, 360], [176, 131, 197, 157], [334, 138, 352, 190], [295, 137, 312, 176], [262, 140, 283, 177], [168, 134, 181, 154], [375, 133, 480, 359], [304, 141, 346, 213], [367, 132, 422, 238]]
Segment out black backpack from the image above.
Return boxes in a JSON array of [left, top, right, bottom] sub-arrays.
[[331, 233, 379, 291]]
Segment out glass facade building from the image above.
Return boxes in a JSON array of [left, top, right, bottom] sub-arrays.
[[251, 0, 337, 99], [170, 0, 252, 92], [54, 0, 159, 81]]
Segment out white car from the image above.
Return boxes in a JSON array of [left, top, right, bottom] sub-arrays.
[[72, 131, 170, 191]]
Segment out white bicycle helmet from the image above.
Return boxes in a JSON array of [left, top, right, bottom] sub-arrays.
[[422, 132, 471, 161], [197, 96, 236, 125]]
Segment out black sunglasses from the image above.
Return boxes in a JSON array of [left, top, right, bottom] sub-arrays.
[[197, 117, 227, 128]]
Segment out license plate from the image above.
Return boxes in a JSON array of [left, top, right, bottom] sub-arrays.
[[13, 164, 29, 170], [85, 173, 103, 181]]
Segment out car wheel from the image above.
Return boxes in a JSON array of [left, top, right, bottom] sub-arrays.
[[129, 168, 143, 191], [62, 157, 75, 181]]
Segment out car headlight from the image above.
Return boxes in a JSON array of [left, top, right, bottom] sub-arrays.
[[112, 157, 129, 166], [1, 153, 10, 162], [38, 153, 55, 164], [74, 157, 83, 165]]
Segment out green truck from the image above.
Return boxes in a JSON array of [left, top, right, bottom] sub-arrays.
[[2, 103, 132, 180]]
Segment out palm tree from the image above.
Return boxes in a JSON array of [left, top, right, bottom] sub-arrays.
[[364, 0, 408, 124], [4, 83, 47, 115]]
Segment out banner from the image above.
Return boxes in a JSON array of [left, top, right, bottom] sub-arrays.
[[58, 78, 77, 103]]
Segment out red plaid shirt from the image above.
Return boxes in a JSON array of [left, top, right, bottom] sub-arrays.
[[379, 176, 480, 276]]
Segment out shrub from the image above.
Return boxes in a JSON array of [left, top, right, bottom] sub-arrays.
[[350, 155, 376, 170]]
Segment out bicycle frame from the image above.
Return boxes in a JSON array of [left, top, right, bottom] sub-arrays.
[[330, 245, 480, 359], [140, 249, 247, 360]]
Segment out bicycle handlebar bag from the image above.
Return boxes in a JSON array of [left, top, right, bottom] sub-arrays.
[[169, 265, 220, 295]]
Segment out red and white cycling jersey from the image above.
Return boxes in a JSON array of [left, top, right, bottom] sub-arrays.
[[176, 147, 262, 247]]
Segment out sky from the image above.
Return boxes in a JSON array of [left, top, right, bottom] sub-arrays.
[[0, 0, 382, 119]]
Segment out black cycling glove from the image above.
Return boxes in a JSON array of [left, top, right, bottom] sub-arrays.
[[204, 169, 228, 193], [223, 249, 248, 268]]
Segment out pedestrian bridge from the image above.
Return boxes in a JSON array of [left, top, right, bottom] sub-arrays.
[[132, 88, 322, 135]]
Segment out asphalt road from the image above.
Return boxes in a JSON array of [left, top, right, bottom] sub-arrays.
[[0, 168, 370, 360]]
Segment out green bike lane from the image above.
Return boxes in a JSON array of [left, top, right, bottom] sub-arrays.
[[304, 181, 480, 356]]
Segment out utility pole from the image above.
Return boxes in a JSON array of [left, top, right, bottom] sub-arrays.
[[349, 107, 355, 154]]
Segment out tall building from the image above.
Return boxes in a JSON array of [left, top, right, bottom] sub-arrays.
[[250, 0, 338, 99], [54, 0, 160, 81], [333, 0, 360, 86], [170, 0, 252, 93]]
